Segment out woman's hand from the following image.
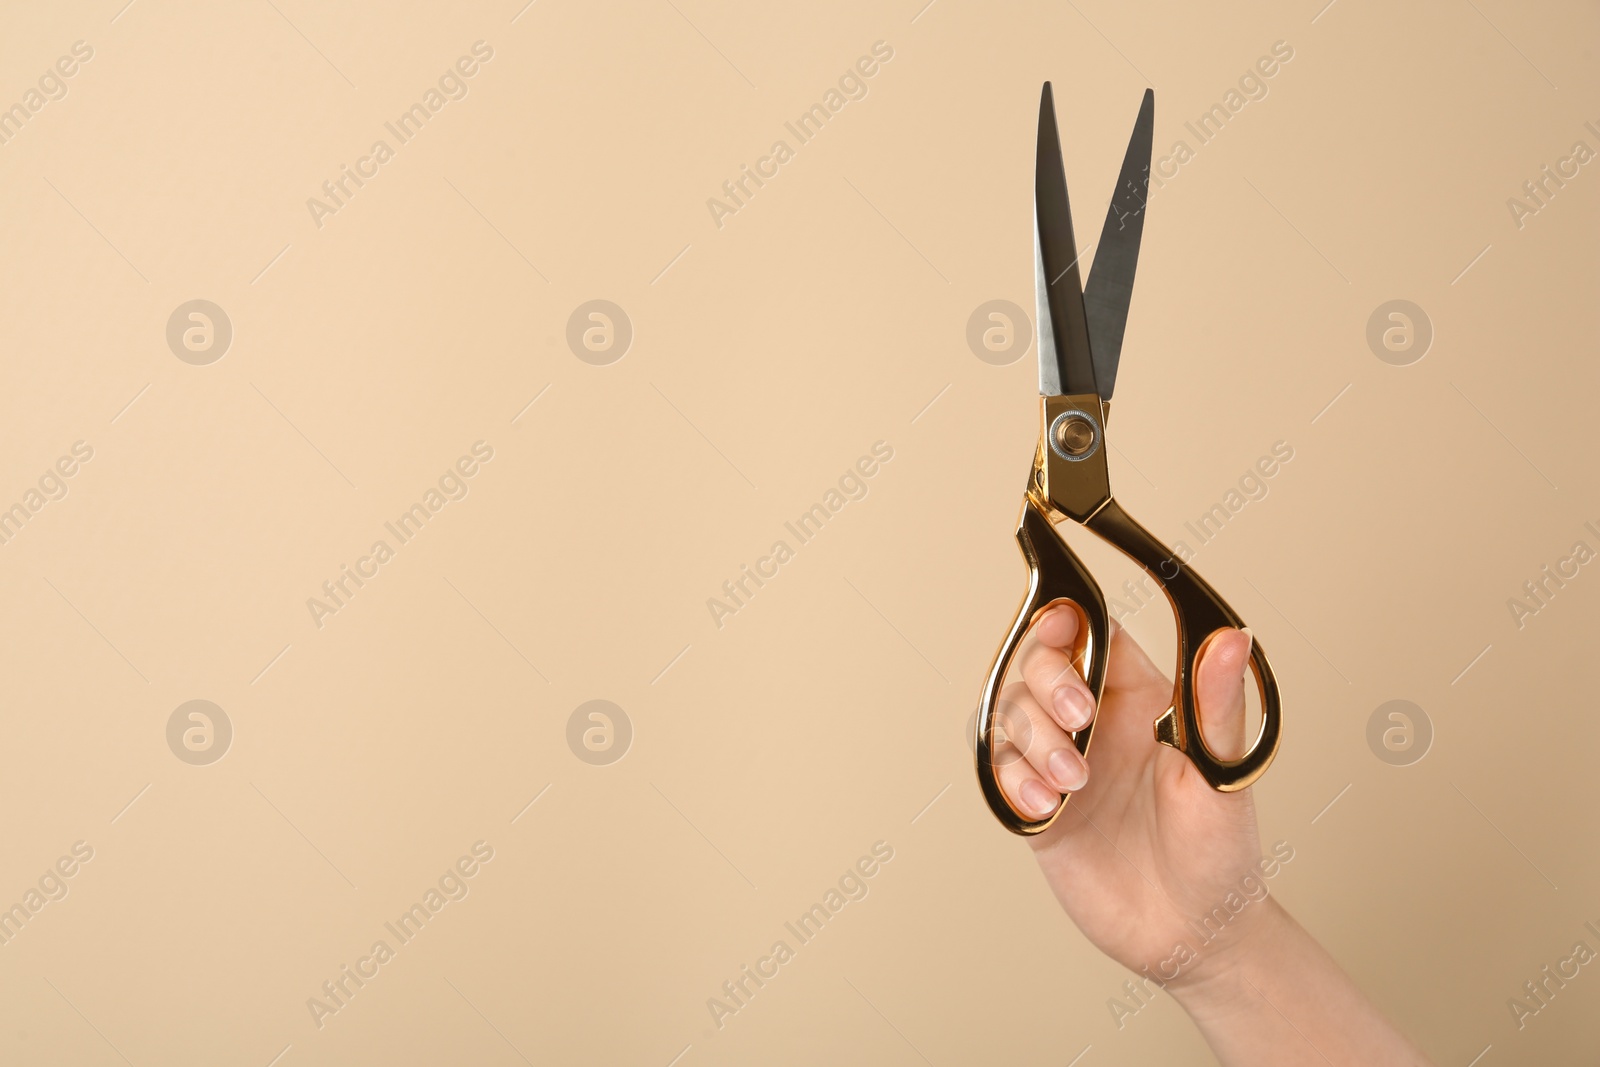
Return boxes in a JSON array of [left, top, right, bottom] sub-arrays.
[[991, 606, 1434, 1064], [994, 608, 1269, 989]]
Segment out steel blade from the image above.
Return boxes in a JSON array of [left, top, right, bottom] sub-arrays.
[[1034, 82, 1097, 398], [1083, 88, 1154, 400]]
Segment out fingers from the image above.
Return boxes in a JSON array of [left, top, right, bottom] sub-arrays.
[[1030, 601, 1082, 651], [1194, 627, 1251, 761], [993, 681, 1089, 819], [1020, 603, 1167, 760], [1102, 617, 1174, 700], [998, 602, 1256, 810], [1023, 601, 1171, 715], [1020, 605, 1096, 733]]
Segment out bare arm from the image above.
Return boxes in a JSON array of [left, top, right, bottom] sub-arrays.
[[1172, 897, 1431, 1064], [990, 607, 1430, 1065]]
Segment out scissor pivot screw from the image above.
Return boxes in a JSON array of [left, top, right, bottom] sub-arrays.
[[1050, 411, 1099, 460]]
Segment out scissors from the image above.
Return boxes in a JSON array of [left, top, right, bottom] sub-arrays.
[[974, 83, 1283, 835]]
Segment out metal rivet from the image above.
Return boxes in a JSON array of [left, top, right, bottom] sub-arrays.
[[1054, 413, 1095, 456]]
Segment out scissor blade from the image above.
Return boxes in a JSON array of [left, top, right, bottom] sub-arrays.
[[1083, 89, 1154, 401], [1034, 82, 1097, 399]]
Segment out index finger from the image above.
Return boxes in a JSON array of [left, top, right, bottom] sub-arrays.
[[1031, 604, 1081, 650]]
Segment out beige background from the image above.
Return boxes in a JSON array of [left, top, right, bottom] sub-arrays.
[[0, 0, 1595, 1063]]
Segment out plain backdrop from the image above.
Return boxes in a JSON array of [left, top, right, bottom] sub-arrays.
[[0, 1, 1595, 1064]]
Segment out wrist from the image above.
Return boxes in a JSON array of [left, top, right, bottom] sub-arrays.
[[1168, 895, 1300, 1021]]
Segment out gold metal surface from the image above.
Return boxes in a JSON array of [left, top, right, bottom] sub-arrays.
[[974, 495, 1109, 835], [977, 398, 1283, 834], [1086, 498, 1282, 790], [1035, 394, 1110, 520]]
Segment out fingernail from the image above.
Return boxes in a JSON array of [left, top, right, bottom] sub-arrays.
[[1048, 746, 1088, 792], [1054, 686, 1093, 730], [1019, 779, 1059, 817], [1239, 627, 1254, 680]]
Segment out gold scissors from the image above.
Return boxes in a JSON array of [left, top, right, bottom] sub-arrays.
[[974, 84, 1283, 835]]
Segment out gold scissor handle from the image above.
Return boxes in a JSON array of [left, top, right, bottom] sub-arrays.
[[975, 495, 1110, 835], [1085, 498, 1282, 790]]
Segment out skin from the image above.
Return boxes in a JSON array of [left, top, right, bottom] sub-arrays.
[[993, 607, 1433, 1065]]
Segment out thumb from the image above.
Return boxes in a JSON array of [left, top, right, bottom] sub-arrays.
[[1193, 627, 1251, 760]]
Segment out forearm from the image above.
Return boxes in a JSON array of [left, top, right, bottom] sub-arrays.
[[1172, 899, 1432, 1066]]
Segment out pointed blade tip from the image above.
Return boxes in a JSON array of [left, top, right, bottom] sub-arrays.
[[1081, 88, 1158, 401]]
